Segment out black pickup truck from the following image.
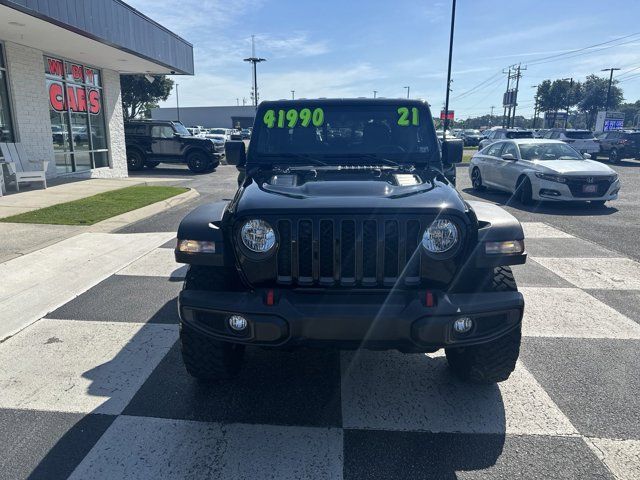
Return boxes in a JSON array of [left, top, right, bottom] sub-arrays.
[[175, 98, 526, 384], [124, 120, 222, 173]]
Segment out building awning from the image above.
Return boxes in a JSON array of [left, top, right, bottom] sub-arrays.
[[0, 0, 193, 74]]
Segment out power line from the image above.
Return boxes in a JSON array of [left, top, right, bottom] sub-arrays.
[[524, 31, 640, 66], [452, 70, 503, 100]]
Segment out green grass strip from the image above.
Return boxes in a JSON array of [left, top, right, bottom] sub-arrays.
[[1, 185, 189, 225]]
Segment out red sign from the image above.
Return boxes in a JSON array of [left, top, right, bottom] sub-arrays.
[[49, 82, 101, 115], [440, 110, 454, 120]]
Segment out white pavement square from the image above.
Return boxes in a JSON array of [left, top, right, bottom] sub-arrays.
[[533, 257, 640, 290], [0, 231, 175, 339], [340, 350, 577, 436], [521, 287, 640, 339], [0, 319, 178, 415], [69, 416, 344, 480], [586, 438, 640, 480], [116, 247, 188, 279], [521, 222, 574, 239]]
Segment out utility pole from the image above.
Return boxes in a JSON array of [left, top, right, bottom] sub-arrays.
[[236, 98, 239, 106], [601, 67, 620, 112], [291, 90, 295, 100], [490, 105, 495, 126], [442, 0, 457, 141], [242, 97, 246, 106], [244, 35, 266, 108], [373, 90, 377, 98], [562, 78, 573, 128], [502, 67, 511, 128], [531, 85, 539, 129], [510, 64, 525, 127], [175, 83, 180, 122], [404, 86, 410, 99]]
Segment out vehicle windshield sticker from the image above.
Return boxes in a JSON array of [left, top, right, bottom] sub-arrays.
[[397, 107, 420, 126], [263, 108, 324, 128]]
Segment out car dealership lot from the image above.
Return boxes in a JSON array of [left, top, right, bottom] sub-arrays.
[[1, 165, 640, 479]]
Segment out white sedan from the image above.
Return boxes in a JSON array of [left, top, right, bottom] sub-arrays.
[[469, 139, 620, 205]]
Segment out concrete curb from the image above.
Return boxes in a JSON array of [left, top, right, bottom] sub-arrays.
[[88, 187, 199, 233]]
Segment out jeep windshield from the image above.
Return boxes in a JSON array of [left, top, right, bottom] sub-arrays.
[[251, 103, 438, 165]]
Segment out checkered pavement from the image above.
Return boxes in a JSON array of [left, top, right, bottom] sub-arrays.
[[1, 222, 639, 479]]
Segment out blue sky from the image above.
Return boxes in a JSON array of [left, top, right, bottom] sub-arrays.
[[127, 0, 640, 119]]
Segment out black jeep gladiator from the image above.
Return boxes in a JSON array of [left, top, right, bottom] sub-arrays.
[[175, 99, 526, 384]]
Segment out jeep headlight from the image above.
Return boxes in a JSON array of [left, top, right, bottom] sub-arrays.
[[241, 219, 276, 253], [422, 219, 458, 253]]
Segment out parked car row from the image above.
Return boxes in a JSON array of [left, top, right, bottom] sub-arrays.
[[469, 138, 620, 206]]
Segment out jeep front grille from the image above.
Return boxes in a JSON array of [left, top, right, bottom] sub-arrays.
[[276, 217, 425, 287]]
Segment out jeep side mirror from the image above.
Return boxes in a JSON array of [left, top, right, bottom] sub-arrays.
[[225, 140, 246, 167], [441, 138, 463, 166], [501, 153, 517, 161]]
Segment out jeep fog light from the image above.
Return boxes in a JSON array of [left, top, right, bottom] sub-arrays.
[[422, 219, 458, 253], [228, 315, 248, 331], [485, 240, 524, 255], [178, 239, 216, 253], [453, 317, 473, 333]]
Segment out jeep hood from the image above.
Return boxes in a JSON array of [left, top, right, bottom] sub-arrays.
[[233, 176, 467, 214]]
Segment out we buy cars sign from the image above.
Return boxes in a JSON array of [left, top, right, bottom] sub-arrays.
[[440, 110, 454, 120], [46, 57, 101, 115]]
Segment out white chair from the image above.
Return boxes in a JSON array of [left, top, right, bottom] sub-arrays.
[[0, 142, 48, 191]]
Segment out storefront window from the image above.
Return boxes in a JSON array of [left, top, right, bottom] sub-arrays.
[[45, 56, 108, 173], [0, 44, 15, 143]]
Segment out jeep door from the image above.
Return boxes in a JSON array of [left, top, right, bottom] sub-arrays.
[[150, 124, 181, 160]]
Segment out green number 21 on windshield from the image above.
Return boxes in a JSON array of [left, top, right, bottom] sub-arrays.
[[397, 107, 419, 126], [263, 108, 324, 128]]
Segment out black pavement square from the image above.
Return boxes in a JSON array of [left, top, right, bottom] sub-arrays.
[[521, 337, 640, 439], [0, 409, 114, 480], [511, 258, 573, 287], [123, 342, 342, 427], [343, 430, 613, 480], [525, 237, 618, 258], [586, 289, 640, 326], [46, 275, 181, 324]]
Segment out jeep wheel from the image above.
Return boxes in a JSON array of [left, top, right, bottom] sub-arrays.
[[515, 176, 533, 205], [471, 167, 485, 191], [609, 148, 619, 164], [445, 266, 521, 384], [187, 152, 209, 173], [180, 322, 245, 381], [145, 161, 160, 169], [127, 150, 145, 171]]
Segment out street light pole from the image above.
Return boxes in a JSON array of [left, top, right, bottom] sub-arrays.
[[404, 86, 410, 99], [601, 67, 620, 112], [373, 90, 377, 98], [175, 83, 180, 122], [531, 85, 539, 129], [291, 90, 295, 100], [244, 35, 266, 108], [561, 78, 573, 129], [442, 0, 457, 141]]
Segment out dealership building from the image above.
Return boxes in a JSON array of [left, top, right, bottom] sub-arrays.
[[0, 0, 193, 179]]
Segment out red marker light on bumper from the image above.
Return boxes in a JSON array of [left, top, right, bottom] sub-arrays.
[[425, 291, 435, 307], [266, 289, 275, 306]]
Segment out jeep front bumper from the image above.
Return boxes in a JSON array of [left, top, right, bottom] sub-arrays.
[[179, 289, 524, 352]]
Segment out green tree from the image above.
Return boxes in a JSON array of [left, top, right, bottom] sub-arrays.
[[578, 74, 623, 129], [537, 79, 582, 127], [120, 75, 174, 121], [618, 100, 640, 127]]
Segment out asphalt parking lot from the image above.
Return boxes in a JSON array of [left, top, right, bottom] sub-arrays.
[[1, 161, 639, 478]]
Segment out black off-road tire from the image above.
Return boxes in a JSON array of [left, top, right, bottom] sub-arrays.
[[187, 151, 209, 173], [180, 265, 245, 381], [445, 266, 521, 384], [126, 150, 145, 171], [180, 322, 245, 381]]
